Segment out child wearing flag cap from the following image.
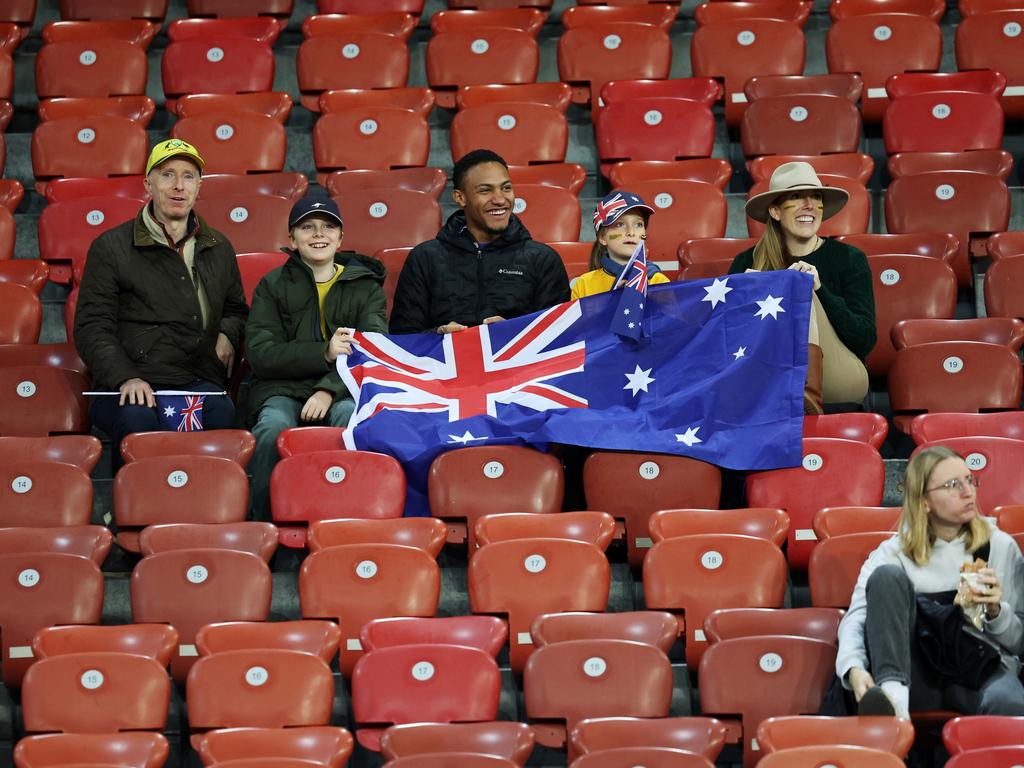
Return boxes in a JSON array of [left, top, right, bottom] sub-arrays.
[[571, 191, 670, 300], [245, 195, 388, 521]]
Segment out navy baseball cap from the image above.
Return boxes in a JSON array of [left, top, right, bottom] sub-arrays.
[[593, 191, 655, 231], [288, 196, 343, 229]]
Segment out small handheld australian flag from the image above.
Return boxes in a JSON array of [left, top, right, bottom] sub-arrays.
[[157, 394, 206, 431], [610, 240, 650, 341]]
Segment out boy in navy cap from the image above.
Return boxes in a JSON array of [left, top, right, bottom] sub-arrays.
[[245, 195, 388, 520]]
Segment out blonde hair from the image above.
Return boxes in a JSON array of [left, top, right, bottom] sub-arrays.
[[751, 210, 789, 272], [589, 237, 606, 271], [899, 445, 990, 565]]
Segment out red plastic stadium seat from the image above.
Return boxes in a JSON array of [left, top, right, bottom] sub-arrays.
[[271, 450, 405, 547], [831, 0, 944, 18], [474, 511, 616, 549], [167, 15, 281, 43], [0, 345, 86, 380], [944, 715, 1024, 755], [0, 552, 103, 687], [691, 19, 806, 126], [352, 644, 500, 751], [583, 450, 722, 569], [609, 159, 732, 191], [628, 180, 729, 267], [451, 103, 567, 166], [59, 0, 168, 22], [469, 538, 610, 673], [297, 33, 410, 112], [39, 195, 143, 284], [888, 149, 1014, 180], [892, 317, 1024, 350], [304, 11, 417, 39], [956, 11, 1024, 119], [326, 168, 446, 199], [985, 257, 1024, 320], [740, 94, 862, 156], [318, 0, 423, 11], [697, 1, 811, 26], [569, 717, 727, 762], [558, 23, 671, 106], [677, 237, 756, 281], [175, 92, 293, 124], [648, 508, 789, 548], [524, 639, 672, 749], [884, 93, 1003, 154], [43, 19, 150, 46], [809, 531, 892, 607], [0, 366, 89, 436], [300, 543, 440, 675], [912, 436, 1024, 511], [949, 746, 1024, 768], [429, 445, 564, 549], [562, 4, 676, 29], [601, 77, 722, 107], [0, 23, 18, 52], [0, 284, 41, 343], [531, 611, 678, 654], [308, 518, 447, 556], [31, 115, 147, 192], [644, 534, 787, 668], [0, 434, 101, 471], [0, 178, 23, 212], [33, 623, 177, 665], [432, 7, 545, 33], [548, 241, 590, 280], [313, 107, 429, 174], [113, 455, 248, 551], [446, 0, 550, 7], [595, 97, 715, 174], [746, 73, 864, 104], [196, 620, 340, 663], [236, 252, 289, 304], [456, 83, 573, 111], [0, 525, 110, 565], [161, 37, 275, 111], [427, 29, 539, 108], [748, 154, 874, 185], [746, 438, 885, 569], [699, 636, 837, 768], [36, 39, 147, 100], [22, 652, 169, 733], [508, 184, 580, 243], [331, 189, 441, 256], [887, 70, 1006, 99], [275, 425, 346, 457], [37, 95, 155, 127], [748, 175, 869, 238], [187, 648, 333, 730], [186, 0, 294, 23], [120, 429, 255, 465], [910, 412, 1024, 444], [132, 548, 272, 682], [826, 14, 942, 122], [194, 194, 291, 254], [865, 254, 957, 376], [888, 342, 1023, 433], [44, 175, 147, 202], [759, 745, 905, 767], [197, 727, 353, 768], [758, 715, 915, 756], [572, 749, 713, 768], [171, 113, 286, 175], [0, 262, 47, 296], [703, 607, 843, 645], [813, 506, 900, 538], [361, 615, 507, 656], [138, 522, 278, 561], [14, 732, 169, 768], [381, 723, 535, 766], [802, 413, 888, 448]]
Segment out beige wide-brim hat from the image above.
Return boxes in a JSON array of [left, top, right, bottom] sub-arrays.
[[745, 161, 850, 224]]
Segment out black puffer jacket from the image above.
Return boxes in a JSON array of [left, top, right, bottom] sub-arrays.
[[389, 211, 570, 334]]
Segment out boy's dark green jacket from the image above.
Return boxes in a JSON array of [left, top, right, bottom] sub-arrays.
[[245, 249, 388, 424]]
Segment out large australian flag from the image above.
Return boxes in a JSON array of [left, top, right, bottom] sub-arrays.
[[341, 270, 813, 515]]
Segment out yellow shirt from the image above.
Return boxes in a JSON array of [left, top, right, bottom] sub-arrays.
[[316, 264, 344, 337], [571, 267, 670, 301]]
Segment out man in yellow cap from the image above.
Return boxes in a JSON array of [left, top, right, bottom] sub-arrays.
[[74, 139, 249, 470]]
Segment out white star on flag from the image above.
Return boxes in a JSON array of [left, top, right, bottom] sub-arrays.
[[755, 294, 786, 320], [675, 426, 702, 446], [702, 277, 732, 309], [623, 365, 655, 396], [447, 430, 486, 445], [623, 308, 630, 316], [163, 406, 176, 417], [733, 346, 747, 360]]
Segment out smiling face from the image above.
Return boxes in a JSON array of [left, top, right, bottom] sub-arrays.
[[925, 456, 979, 533], [289, 213, 343, 267], [143, 157, 201, 227], [768, 190, 824, 245], [453, 161, 514, 244], [598, 211, 648, 263]]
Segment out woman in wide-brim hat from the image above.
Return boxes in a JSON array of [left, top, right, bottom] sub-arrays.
[[729, 161, 875, 413]]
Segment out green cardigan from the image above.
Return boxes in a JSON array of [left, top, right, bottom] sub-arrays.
[[729, 238, 876, 360]]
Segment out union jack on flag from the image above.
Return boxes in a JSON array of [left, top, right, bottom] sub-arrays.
[[156, 394, 205, 432]]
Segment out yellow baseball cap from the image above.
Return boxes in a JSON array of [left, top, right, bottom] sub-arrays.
[[145, 138, 205, 175]]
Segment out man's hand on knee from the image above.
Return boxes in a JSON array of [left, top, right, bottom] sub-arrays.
[[300, 390, 333, 422], [119, 378, 156, 408]]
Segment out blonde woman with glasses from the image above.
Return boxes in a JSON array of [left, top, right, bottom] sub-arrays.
[[836, 446, 1024, 718]]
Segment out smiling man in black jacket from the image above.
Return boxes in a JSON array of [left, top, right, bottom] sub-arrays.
[[389, 149, 570, 335]]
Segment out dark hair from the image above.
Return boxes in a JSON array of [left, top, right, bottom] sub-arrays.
[[452, 149, 509, 192]]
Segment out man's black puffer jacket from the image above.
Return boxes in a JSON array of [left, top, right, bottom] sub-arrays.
[[389, 210, 570, 334]]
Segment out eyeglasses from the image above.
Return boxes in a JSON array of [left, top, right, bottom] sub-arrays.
[[925, 475, 980, 495]]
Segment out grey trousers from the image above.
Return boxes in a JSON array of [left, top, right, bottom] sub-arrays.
[[865, 564, 1024, 715]]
